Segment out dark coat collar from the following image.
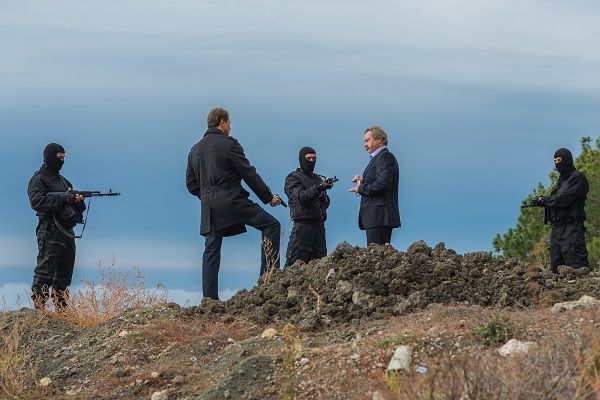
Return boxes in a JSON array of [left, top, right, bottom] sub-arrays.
[[204, 128, 225, 136]]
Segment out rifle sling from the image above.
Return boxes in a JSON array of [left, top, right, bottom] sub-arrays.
[[53, 216, 78, 240]]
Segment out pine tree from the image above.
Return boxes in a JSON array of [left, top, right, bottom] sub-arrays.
[[493, 137, 600, 268]]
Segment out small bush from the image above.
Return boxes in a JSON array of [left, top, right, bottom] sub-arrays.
[[475, 315, 512, 344], [378, 334, 408, 348]]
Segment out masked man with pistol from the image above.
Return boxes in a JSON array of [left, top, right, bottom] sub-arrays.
[[530, 148, 589, 273], [284, 147, 334, 266], [27, 143, 85, 309]]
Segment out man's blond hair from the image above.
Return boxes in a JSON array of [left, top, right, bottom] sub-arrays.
[[364, 126, 388, 145]]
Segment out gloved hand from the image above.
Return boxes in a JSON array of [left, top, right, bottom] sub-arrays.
[[531, 196, 545, 206], [317, 181, 334, 191]]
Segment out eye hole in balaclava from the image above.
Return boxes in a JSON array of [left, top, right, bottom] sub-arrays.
[[554, 148, 574, 176], [43, 143, 65, 173], [299, 146, 316, 174]]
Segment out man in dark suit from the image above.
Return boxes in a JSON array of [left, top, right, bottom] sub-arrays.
[[186, 108, 283, 300], [349, 126, 400, 245]]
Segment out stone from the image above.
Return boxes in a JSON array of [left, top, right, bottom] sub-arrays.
[[39, 377, 52, 387], [498, 339, 538, 356], [118, 330, 129, 338], [172, 375, 185, 384], [551, 295, 600, 313], [372, 391, 385, 400], [261, 328, 278, 338], [387, 346, 411, 371], [299, 357, 310, 366], [151, 371, 160, 378], [151, 390, 169, 400], [325, 268, 335, 283]]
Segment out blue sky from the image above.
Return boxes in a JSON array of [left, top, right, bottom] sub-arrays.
[[2, 1, 600, 308]]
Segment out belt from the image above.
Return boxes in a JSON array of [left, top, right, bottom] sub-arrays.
[[551, 218, 583, 227], [200, 182, 239, 195]]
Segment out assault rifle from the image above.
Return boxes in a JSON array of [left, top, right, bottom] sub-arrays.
[[71, 189, 121, 197], [48, 188, 121, 239]]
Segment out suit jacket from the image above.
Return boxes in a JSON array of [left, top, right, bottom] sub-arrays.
[[357, 147, 400, 230], [186, 128, 273, 236]]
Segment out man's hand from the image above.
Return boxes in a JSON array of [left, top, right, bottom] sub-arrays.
[[532, 196, 545, 206], [348, 185, 359, 194], [269, 195, 282, 207], [351, 175, 362, 183], [67, 188, 85, 203]]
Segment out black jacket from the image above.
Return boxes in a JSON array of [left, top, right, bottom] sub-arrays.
[[284, 169, 329, 223], [357, 148, 400, 230], [186, 128, 274, 236], [544, 170, 588, 224], [27, 165, 85, 227]]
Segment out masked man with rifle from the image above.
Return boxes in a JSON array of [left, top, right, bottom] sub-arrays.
[[284, 147, 334, 266], [27, 143, 85, 309], [528, 148, 590, 273]]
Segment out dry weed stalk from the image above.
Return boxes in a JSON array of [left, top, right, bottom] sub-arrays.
[[259, 237, 280, 285], [281, 323, 301, 400], [48, 258, 168, 328], [308, 285, 323, 313]]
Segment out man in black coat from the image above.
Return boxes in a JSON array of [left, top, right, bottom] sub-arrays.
[[349, 126, 400, 245], [186, 108, 283, 300], [284, 147, 333, 267], [27, 143, 85, 309], [531, 148, 589, 273]]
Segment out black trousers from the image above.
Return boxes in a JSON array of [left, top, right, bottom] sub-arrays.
[[366, 226, 393, 245], [32, 220, 76, 306], [202, 209, 280, 300], [285, 222, 327, 267], [549, 223, 589, 273]]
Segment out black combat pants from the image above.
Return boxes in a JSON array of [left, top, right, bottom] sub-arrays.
[[32, 220, 76, 308], [549, 222, 589, 273], [366, 226, 393, 245], [285, 222, 327, 267], [202, 209, 281, 300]]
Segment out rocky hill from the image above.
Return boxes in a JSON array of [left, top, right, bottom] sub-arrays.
[[2, 241, 600, 399]]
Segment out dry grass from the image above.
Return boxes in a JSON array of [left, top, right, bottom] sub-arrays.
[[47, 258, 168, 328], [0, 312, 41, 397], [143, 317, 252, 348], [281, 323, 301, 400], [259, 237, 280, 285], [575, 327, 600, 398]]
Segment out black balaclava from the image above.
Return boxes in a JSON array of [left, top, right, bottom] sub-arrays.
[[554, 148, 575, 176], [299, 146, 316, 174], [43, 143, 65, 173]]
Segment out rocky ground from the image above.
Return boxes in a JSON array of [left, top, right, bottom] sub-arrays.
[[2, 241, 600, 399]]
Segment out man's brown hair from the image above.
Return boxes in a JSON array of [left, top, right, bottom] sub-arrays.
[[365, 126, 388, 145], [207, 108, 229, 128]]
